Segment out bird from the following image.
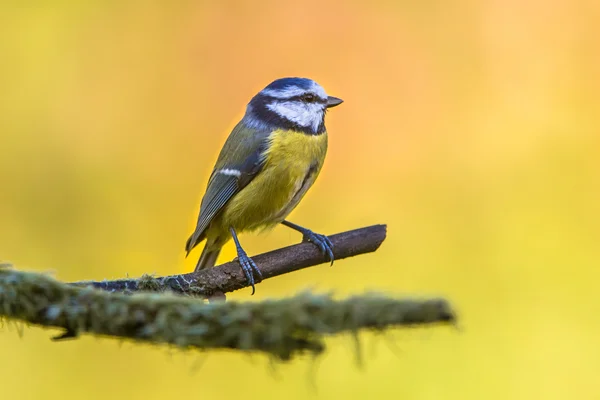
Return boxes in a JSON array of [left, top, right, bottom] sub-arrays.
[[185, 77, 343, 294]]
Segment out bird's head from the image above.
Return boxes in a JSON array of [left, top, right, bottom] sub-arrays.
[[245, 77, 343, 135]]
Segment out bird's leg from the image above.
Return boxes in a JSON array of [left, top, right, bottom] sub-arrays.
[[281, 220, 334, 265], [229, 227, 263, 295]]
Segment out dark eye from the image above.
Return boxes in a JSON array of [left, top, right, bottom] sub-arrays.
[[303, 93, 316, 102]]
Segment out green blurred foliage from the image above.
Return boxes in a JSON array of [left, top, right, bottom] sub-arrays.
[[1, 0, 599, 399]]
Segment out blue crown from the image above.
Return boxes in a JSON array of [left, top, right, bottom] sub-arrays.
[[263, 77, 314, 91]]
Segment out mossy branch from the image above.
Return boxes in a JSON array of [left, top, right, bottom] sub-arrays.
[[0, 267, 455, 360], [71, 224, 388, 297], [0, 224, 457, 360]]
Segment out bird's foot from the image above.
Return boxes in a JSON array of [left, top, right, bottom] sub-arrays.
[[301, 229, 335, 266], [229, 226, 263, 295], [236, 249, 263, 295]]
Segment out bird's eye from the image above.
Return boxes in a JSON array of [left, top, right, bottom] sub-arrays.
[[303, 93, 316, 102]]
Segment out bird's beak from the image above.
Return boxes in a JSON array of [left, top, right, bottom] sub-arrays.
[[326, 96, 344, 108]]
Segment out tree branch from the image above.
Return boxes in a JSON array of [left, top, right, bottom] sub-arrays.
[[71, 224, 388, 297], [0, 267, 456, 361]]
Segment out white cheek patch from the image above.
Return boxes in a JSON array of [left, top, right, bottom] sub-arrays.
[[266, 101, 324, 133]]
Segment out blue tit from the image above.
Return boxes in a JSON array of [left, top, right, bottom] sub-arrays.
[[185, 77, 343, 294]]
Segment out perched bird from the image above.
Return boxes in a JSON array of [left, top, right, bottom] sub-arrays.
[[185, 77, 343, 294]]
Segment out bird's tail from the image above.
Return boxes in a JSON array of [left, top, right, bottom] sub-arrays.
[[194, 239, 222, 272]]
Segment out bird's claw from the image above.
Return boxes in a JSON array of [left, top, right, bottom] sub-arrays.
[[236, 250, 263, 295], [302, 231, 335, 266]]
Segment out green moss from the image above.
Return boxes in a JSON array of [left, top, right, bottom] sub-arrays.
[[0, 267, 455, 361], [136, 274, 163, 292]]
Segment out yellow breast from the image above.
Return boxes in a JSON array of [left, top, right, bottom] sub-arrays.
[[264, 128, 328, 170], [219, 129, 328, 232]]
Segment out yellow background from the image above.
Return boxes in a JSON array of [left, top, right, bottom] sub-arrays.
[[1, 1, 599, 399]]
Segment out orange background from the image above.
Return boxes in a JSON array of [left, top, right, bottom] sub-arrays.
[[1, 1, 599, 399]]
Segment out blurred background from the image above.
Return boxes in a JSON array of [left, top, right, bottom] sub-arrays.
[[1, 0, 599, 398]]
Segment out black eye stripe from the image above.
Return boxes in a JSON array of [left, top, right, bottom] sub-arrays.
[[249, 91, 328, 135], [263, 94, 326, 103]]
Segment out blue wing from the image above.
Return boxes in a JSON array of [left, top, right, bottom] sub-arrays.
[[185, 122, 269, 254]]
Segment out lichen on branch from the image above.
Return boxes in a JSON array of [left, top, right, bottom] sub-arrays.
[[0, 267, 456, 361], [71, 224, 389, 297]]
